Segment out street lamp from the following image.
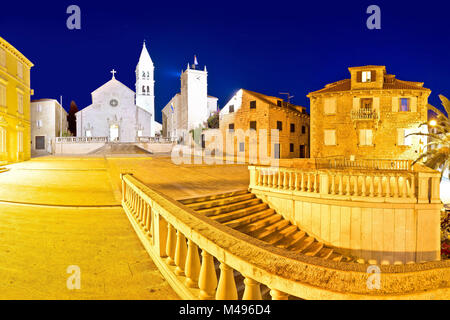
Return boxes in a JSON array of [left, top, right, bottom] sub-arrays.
[[429, 119, 437, 127]]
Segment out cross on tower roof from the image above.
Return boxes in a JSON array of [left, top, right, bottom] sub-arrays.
[[111, 69, 117, 79]]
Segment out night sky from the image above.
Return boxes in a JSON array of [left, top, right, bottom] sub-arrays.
[[1, 0, 449, 122]]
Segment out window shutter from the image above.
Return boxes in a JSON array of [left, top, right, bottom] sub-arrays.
[[353, 97, 360, 110], [359, 130, 365, 145], [392, 97, 399, 112], [367, 129, 373, 145], [410, 97, 418, 112], [371, 70, 377, 81], [357, 71, 362, 82]]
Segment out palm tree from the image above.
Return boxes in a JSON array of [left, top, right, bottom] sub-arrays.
[[407, 95, 450, 179]]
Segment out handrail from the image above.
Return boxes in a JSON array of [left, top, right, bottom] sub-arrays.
[[55, 137, 109, 143], [316, 158, 412, 171], [121, 173, 450, 300]]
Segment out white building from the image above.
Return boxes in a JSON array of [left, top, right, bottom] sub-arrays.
[[76, 42, 161, 142], [162, 61, 218, 142], [30, 99, 68, 156]]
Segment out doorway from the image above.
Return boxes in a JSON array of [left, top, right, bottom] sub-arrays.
[[110, 125, 119, 142]]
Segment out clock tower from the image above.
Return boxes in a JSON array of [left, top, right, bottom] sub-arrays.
[[180, 61, 208, 132], [135, 41, 155, 136]]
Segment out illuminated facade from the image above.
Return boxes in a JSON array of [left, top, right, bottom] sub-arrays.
[[308, 66, 430, 160], [0, 36, 34, 164]]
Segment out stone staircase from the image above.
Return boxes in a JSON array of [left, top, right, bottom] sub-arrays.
[[0, 166, 9, 174], [179, 190, 354, 265], [89, 143, 152, 155]]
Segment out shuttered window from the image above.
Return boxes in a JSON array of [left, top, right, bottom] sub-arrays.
[[0, 84, 6, 106], [359, 129, 373, 146], [324, 130, 336, 146], [324, 97, 337, 114]]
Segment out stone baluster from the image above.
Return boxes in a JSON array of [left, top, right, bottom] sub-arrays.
[[174, 231, 188, 276], [338, 174, 343, 195], [307, 173, 311, 192], [289, 172, 294, 190], [393, 176, 399, 198], [257, 170, 261, 186], [283, 171, 288, 190], [353, 175, 359, 196], [145, 204, 151, 236], [402, 176, 408, 198], [345, 175, 350, 195], [215, 262, 238, 300], [410, 174, 416, 198], [243, 277, 262, 300], [277, 171, 281, 189], [376, 176, 382, 197], [361, 175, 366, 197], [198, 250, 218, 300], [330, 174, 336, 195], [263, 171, 267, 187], [185, 240, 201, 288], [270, 289, 289, 300], [385, 175, 391, 198], [300, 173, 305, 191], [369, 176, 375, 197], [294, 172, 299, 191], [166, 223, 177, 265]]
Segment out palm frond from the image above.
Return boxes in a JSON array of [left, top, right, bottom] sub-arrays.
[[438, 95, 450, 117]]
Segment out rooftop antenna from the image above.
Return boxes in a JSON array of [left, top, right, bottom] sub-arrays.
[[279, 92, 294, 104]]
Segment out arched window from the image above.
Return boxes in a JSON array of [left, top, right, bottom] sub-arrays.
[[147, 72, 150, 78], [147, 86, 150, 95], [142, 86, 146, 93], [142, 71, 145, 78]]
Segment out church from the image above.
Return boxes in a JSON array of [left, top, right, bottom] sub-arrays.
[[76, 42, 161, 142]]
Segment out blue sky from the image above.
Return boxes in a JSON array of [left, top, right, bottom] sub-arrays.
[[1, 0, 449, 122]]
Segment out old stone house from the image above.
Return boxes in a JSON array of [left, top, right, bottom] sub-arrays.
[[218, 89, 310, 162], [307, 65, 430, 160]]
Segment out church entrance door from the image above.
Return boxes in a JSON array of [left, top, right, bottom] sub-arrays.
[[110, 125, 119, 142]]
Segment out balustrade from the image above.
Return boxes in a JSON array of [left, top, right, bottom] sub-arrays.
[[248, 164, 441, 203]]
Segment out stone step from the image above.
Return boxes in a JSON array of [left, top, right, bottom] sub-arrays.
[[316, 247, 334, 259], [328, 252, 344, 262], [289, 236, 315, 253], [179, 190, 249, 205], [250, 219, 291, 240], [186, 193, 256, 210], [236, 214, 281, 233], [274, 230, 306, 249], [222, 209, 275, 229], [261, 225, 298, 245], [200, 198, 263, 216], [303, 241, 324, 256], [0, 167, 9, 174], [212, 203, 269, 223]]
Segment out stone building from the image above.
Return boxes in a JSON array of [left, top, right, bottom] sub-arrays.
[[218, 89, 310, 162], [0, 36, 34, 164], [162, 61, 218, 142], [308, 65, 430, 160], [76, 43, 161, 142], [30, 99, 68, 156]]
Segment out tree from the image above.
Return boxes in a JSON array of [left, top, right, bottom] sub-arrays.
[[408, 95, 450, 179], [67, 101, 78, 136], [207, 112, 219, 129]]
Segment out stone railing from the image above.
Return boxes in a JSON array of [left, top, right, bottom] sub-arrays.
[[121, 173, 450, 299], [351, 108, 379, 120], [137, 136, 173, 143], [249, 163, 439, 204], [55, 137, 109, 143], [316, 158, 411, 171]]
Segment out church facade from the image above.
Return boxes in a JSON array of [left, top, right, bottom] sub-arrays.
[[76, 43, 161, 142]]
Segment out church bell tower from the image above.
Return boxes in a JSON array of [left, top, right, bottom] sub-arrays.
[[135, 41, 155, 136]]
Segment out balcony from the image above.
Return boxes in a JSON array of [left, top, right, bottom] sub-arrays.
[[351, 108, 379, 120]]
